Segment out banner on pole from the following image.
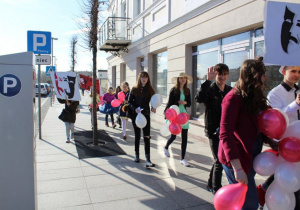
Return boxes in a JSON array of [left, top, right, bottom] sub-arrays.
[[264, 1, 300, 65], [79, 74, 102, 96], [50, 71, 81, 101]]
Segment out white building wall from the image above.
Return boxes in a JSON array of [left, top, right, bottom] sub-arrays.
[[104, 0, 299, 121]]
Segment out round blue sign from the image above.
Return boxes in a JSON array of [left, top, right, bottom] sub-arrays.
[[0, 74, 22, 97]]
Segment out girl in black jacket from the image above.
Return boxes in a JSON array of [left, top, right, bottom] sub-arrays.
[[164, 72, 192, 167], [128, 72, 156, 167], [58, 98, 79, 143]]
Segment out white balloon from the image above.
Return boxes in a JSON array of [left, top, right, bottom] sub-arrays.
[[274, 161, 300, 193], [85, 96, 92, 105], [160, 122, 171, 137], [266, 182, 296, 210], [150, 94, 162, 109], [253, 152, 280, 176], [170, 105, 180, 115], [281, 121, 300, 139], [263, 204, 268, 210], [135, 113, 147, 128]]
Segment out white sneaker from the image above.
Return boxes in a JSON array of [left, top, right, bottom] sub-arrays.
[[180, 159, 190, 167], [164, 148, 170, 157]]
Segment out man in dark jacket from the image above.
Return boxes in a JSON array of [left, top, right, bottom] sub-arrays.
[[195, 63, 231, 194]]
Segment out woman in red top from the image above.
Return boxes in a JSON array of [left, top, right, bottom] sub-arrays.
[[218, 59, 268, 210]]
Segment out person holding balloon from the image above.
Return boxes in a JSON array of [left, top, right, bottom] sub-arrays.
[[128, 71, 156, 167], [195, 63, 232, 194], [163, 72, 192, 167], [102, 87, 117, 128], [119, 82, 130, 140], [218, 59, 269, 210], [115, 86, 122, 128]]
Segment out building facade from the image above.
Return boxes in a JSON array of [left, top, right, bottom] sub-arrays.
[[101, 0, 297, 123]]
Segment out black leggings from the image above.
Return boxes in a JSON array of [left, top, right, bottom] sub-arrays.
[[105, 114, 114, 124], [165, 129, 188, 160], [131, 114, 151, 155]]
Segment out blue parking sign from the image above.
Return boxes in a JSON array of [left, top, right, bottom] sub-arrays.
[[27, 31, 51, 54], [46, 66, 55, 76]]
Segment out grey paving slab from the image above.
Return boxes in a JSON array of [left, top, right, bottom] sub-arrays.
[[62, 204, 94, 210], [36, 153, 79, 163], [168, 187, 214, 209], [88, 181, 166, 203], [84, 170, 157, 189], [37, 189, 91, 210], [184, 203, 215, 210], [92, 194, 181, 210], [38, 177, 87, 194], [37, 167, 84, 181], [37, 159, 81, 171]]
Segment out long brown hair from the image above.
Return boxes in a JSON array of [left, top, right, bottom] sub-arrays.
[[133, 71, 155, 97], [234, 59, 268, 114], [174, 77, 190, 95]]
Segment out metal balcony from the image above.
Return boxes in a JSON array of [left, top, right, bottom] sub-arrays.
[[99, 17, 131, 52]]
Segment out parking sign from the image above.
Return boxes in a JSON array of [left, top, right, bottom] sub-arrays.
[[27, 31, 51, 54], [0, 74, 22, 97]]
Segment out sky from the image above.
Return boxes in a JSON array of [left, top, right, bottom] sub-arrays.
[[0, 0, 109, 72]]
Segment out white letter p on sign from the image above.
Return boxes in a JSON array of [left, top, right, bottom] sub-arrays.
[[33, 34, 46, 51], [4, 77, 17, 94]]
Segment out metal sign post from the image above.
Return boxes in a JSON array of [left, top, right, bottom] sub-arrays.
[[38, 61, 42, 139], [27, 30, 52, 140]]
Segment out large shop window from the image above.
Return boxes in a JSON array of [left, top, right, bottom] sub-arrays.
[[153, 51, 168, 97], [192, 29, 283, 120]]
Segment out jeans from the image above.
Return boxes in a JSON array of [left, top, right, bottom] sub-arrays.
[[221, 134, 263, 210], [207, 135, 223, 192], [165, 129, 188, 160], [222, 164, 258, 210], [64, 122, 74, 139]]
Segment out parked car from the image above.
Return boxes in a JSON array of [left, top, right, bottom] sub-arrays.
[[35, 84, 48, 96]]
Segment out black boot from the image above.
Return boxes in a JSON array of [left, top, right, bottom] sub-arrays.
[[134, 152, 140, 163], [145, 154, 155, 167]]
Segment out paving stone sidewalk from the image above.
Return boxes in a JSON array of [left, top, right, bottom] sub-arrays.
[[36, 100, 265, 210]]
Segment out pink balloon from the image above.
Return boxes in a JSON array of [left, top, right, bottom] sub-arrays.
[[111, 99, 121, 107], [118, 92, 125, 101], [165, 109, 177, 122], [258, 109, 287, 139], [279, 137, 300, 162], [169, 122, 182, 135], [175, 113, 189, 125], [214, 183, 248, 210]]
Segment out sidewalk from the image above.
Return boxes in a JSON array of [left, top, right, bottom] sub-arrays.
[[36, 100, 264, 210]]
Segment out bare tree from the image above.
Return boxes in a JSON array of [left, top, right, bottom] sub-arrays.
[[70, 35, 78, 72], [78, 0, 108, 145]]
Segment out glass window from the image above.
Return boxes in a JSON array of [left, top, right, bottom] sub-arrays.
[[193, 50, 218, 119], [140, 57, 145, 71], [197, 40, 218, 52], [222, 32, 250, 46], [255, 28, 264, 37], [154, 51, 168, 97], [254, 41, 264, 58], [223, 50, 249, 87]]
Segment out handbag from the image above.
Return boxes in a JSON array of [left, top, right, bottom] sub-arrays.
[[58, 109, 67, 122]]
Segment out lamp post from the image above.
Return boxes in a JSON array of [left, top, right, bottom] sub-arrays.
[[51, 37, 58, 107]]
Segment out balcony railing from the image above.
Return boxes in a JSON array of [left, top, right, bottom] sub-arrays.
[[99, 17, 131, 52]]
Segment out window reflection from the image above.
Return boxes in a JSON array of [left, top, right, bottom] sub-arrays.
[[154, 51, 168, 97]]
